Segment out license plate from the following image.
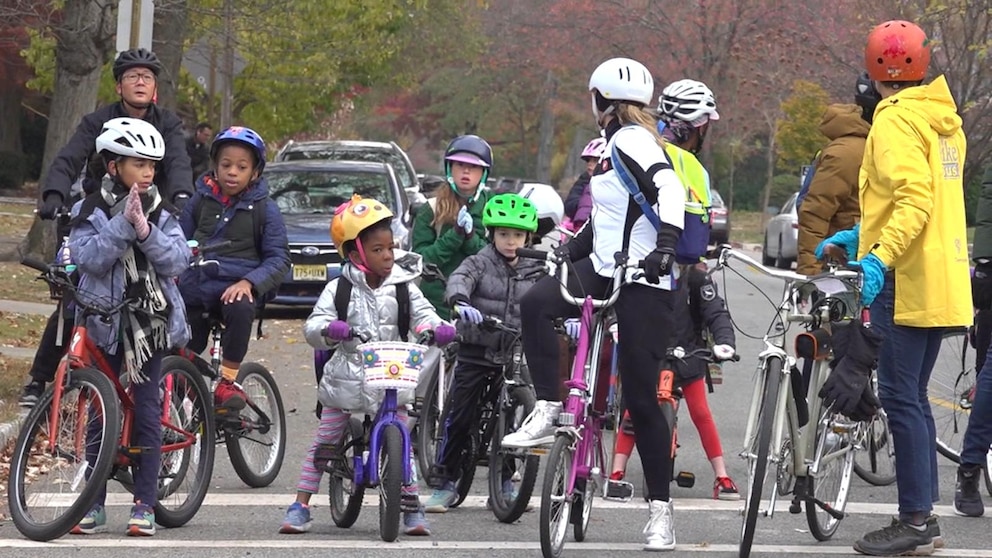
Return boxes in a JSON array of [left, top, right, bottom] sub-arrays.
[[292, 264, 327, 282]]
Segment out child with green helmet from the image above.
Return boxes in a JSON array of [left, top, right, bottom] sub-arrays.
[[423, 193, 546, 512]]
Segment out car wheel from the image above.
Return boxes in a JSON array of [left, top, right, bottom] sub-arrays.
[[774, 235, 792, 270], [762, 234, 776, 266]]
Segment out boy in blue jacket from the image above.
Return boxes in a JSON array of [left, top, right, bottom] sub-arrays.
[[178, 127, 290, 409]]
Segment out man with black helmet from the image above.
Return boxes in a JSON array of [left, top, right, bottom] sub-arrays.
[[795, 73, 879, 276], [20, 48, 194, 407], [36, 48, 193, 220]]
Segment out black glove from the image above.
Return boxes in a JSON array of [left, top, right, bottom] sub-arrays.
[[37, 192, 64, 220], [847, 383, 881, 422], [643, 223, 681, 284], [172, 192, 191, 212], [818, 320, 883, 416], [548, 243, 575, 265], [973, 262, 992, 310]]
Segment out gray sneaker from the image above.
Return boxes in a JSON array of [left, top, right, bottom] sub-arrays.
[[643, 499, 675, 551]]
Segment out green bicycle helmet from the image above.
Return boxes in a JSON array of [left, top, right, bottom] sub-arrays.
[[483, 193, 538, 232]]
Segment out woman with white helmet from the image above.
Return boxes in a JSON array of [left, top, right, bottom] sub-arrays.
[[502, 57, 685, 551]]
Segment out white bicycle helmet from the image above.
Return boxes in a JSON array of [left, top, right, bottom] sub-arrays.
[[658, 79, 720, 127], [589, 57, 654, 107], [518, 182, 564, 238], [95, 117, 165, 161]]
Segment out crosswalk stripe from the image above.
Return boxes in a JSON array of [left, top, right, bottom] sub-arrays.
[[30, 493, 959, 517]]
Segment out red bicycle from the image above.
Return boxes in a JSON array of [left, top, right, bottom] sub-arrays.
[[6, 257, 215, 541]]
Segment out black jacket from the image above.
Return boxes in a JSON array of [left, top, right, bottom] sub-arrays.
[[43, 102, 194, 203], [674, 267, 735, 385], [186, 137, 211, 181]]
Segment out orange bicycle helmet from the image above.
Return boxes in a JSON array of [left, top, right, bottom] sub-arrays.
[[865, 20, 930, 82], [330, 195, 394, 249]]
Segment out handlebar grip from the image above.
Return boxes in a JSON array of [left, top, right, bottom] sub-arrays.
[[515, 248, 548, 261], [21, 256, 51, 273]]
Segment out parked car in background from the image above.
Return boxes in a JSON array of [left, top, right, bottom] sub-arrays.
[[762, 191, 800, 269], [274, 140, 427, 213], [709, 189, 730, 245], [417, 173, 447, 198], [264, 160, 410, 305]]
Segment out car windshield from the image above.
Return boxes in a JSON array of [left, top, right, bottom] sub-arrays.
[[281, 147, 414, 190], [266, 169, 397, 214], [711, 190, 725, 207]]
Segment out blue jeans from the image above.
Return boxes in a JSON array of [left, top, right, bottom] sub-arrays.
[[961, 346, 992, 466], [871, 277, 942, 514]]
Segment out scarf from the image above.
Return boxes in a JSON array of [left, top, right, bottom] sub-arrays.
[[100, 179, 171, 383]]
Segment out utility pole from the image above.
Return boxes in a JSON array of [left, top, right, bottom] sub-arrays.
[[220, 0, 234, 129], [129, 0, 141, 48]]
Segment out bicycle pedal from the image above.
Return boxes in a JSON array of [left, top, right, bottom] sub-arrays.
[[604, 479, 634, 502], [674, 471, 695, 488], [789, 496, 802, 514]]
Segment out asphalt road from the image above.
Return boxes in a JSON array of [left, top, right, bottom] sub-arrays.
[[2, 248, 991, 557]]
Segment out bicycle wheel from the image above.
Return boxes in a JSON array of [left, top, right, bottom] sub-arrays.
[[740, 357, 782, 558], [378, 424, 404, 542], [451, 429, 479, 508], [853, 407, 896, 486], [540, 435, 574, 558], [7, 367, 121, 541], [416, 365, 443, 480], [930, 328, 973, 462], [329, 417, 366, 528], [806, 414, 856, 541], [150, 358, 216, 528], [572, 471, 596, 542], [488, 385, 538, 523], [225, 362, 287, 487]]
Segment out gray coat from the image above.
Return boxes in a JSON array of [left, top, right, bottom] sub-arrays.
[[444, 244, 546, 362], [69, 196, 192, 355], [304, 251, 443, 413]]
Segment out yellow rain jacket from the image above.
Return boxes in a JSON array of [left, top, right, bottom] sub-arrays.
[[857, 75, 970, 327]]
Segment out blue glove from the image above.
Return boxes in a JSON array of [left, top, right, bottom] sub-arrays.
[[848, 253, 887, 306], [456, 206, 474, 235], [815, 224, 860, 260], [455, 302, 483, 325], [563, 318, 581, 340]]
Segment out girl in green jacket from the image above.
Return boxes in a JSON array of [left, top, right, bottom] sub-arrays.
[[411, 135, 493, 318]]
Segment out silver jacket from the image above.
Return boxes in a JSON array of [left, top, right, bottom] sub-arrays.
[[305, 251, 443, 413]]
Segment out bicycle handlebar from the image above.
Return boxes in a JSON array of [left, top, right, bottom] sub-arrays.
[[666, 346, 740, 364], [713, 245, 860, 284], [515, 248, 642, 309]]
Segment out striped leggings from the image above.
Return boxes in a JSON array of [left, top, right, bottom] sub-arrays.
[[296, 406, 419, 496]]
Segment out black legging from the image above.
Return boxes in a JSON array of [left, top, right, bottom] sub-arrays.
[[521, 257, 677, 501], [28, 306, 74, 383], [185, 298, 256, 362]]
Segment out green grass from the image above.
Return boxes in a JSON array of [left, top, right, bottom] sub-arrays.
[[0, 356, 30, 423], [730, 210, 766, 244], [0, 312, 49, 348]]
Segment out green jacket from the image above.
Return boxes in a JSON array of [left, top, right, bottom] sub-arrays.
[[411, 189, 492, 318], [973, 166, 992, 262]]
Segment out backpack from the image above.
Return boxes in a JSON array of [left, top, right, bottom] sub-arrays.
[[312, 276, 411, 384], [610, 129, 711, 264], [796, 150, 822, 211]]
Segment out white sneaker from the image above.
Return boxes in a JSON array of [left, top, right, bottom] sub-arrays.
[[500, 400, 561, 448], [643, 499, 675, 551]]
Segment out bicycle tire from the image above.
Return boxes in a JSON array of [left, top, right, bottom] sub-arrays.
[[540, 435, 574, 558], [151, 359, 216, 528], [852, 408, 896, 486], [225, 362, 287, 487], [416, 366, 442, 480], [572, 467, 596, 542], [488, 385, 538, 523], [740, 356, 782, 558], [378, 425, 404, 543], [451, 430, 479, 508], [806, 414, 855, 540], [329, 417, 366, 528], [8, 367, 121, 541], [930, 329, 973, 462]]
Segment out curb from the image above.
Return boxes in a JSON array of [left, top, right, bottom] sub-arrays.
[[0, 410, 25, 451]]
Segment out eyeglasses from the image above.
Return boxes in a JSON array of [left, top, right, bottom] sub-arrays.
[[121, 72, 156, 84]]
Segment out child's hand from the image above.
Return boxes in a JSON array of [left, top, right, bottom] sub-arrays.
[[433, 323, 457, 346], [454, 303, 483, 324], [563, 318, 581, 340], [455, 206, 473, 236], [324, 320, 352, 341], [712, 344, 735, 361], [221, 279, 255, 304], [125, 185, 150, 239]]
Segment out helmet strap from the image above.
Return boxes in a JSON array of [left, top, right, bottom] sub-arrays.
[[445, 163, 487, 203], [350, 238, 372, 274]]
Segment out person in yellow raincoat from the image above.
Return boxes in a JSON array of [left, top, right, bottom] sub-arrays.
[[818, 20, 970, 557]]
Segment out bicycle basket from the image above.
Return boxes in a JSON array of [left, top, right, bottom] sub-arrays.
[[358, 341, 429, 391]]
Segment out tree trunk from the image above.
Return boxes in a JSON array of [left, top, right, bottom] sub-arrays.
[[21, 0, 115, 262], [535, 70, 557, 183], [152, 0, 189, 114], [0, 85, 23, 153], [761, 130, 777, 226]]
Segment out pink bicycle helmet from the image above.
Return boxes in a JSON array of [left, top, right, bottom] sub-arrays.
[[581, 137, 606, 160]]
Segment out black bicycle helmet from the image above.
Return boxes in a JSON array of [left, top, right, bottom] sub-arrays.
[[854, 72, 881, 123], [113, 48, 162, 81]]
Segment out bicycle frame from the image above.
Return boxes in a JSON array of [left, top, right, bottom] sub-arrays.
[[355, 388, 414, 487]]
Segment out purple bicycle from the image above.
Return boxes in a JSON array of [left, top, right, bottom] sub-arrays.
[[318, 333, 434, 542]]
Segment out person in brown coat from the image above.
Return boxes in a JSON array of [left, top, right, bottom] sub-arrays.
[[796, 73, 879, 276]]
